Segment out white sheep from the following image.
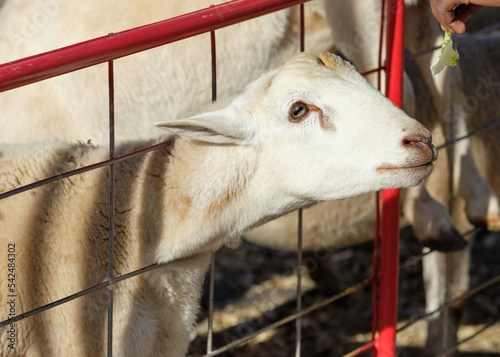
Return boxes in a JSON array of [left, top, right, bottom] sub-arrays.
[[0, 1, 498, 353], [0, 52, 437, 356]]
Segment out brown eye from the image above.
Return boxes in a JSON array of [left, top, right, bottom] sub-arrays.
[[289, 101, 309, 122]]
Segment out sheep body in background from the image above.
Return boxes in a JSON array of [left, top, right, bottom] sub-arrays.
[[0, 0, 333, 143]]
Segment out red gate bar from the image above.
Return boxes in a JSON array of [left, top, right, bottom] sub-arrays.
[[377, 0, 405, 355], [0, 0, 311, 92]]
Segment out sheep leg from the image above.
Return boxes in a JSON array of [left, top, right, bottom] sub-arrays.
[[451, 103, 500, 230], [423, 249, 470, 357], [402, 184, 467, 252], [423, 195, 473, 357]]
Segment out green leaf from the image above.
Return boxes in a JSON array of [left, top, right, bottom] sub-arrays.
[[430, 31, 459, 75]]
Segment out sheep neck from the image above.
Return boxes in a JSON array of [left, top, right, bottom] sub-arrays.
[[153, 137, 302, 264]]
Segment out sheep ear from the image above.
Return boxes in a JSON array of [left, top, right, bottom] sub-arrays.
[[155, 106, 253, 145]]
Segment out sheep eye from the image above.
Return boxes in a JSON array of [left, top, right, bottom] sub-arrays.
[[289, 101, 309, 122]]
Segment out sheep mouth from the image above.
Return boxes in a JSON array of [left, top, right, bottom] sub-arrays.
[[376, 161, 434, 173], [377, 144, 438, 173]]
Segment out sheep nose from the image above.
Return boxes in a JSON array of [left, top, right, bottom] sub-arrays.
[[402, 134, 438, 162]]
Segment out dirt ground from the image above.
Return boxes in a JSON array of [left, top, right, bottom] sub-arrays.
[[187, 227, 500, 356]]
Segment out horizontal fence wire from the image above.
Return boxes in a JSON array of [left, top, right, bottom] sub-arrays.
[[397, 274, 500, 335], [202, 276, 376, 357], [404, 21, 500, 63], [341, 341, 376, 357], [437, 118, 500, 150], [0, 260, 168, 328], [435, 317, 500, 357], [0, 140, 173, 201], [396, 225, 496, 336]]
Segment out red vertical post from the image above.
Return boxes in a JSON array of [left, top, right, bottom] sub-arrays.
[[377, 0, 404, 355]]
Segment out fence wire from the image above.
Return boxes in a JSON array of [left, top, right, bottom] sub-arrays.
[[0, 3, 499, 357], [202, 276, 376, 357]]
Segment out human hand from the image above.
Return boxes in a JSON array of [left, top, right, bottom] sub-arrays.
[[429, 0, 500, 33]]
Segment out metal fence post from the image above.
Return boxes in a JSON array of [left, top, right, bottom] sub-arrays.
[[377, 0, 404, 355]]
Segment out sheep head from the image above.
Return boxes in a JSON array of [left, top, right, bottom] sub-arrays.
[[156, 51, 436, 203]]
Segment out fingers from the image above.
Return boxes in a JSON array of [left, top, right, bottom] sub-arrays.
[[441, 19, 467, 34], [432, 0, 467, 33], [454, 4, 484, 23], [430, 0, 487, 34]]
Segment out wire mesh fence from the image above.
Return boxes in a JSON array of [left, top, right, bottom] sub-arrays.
[[0, 1, 499, 356]]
